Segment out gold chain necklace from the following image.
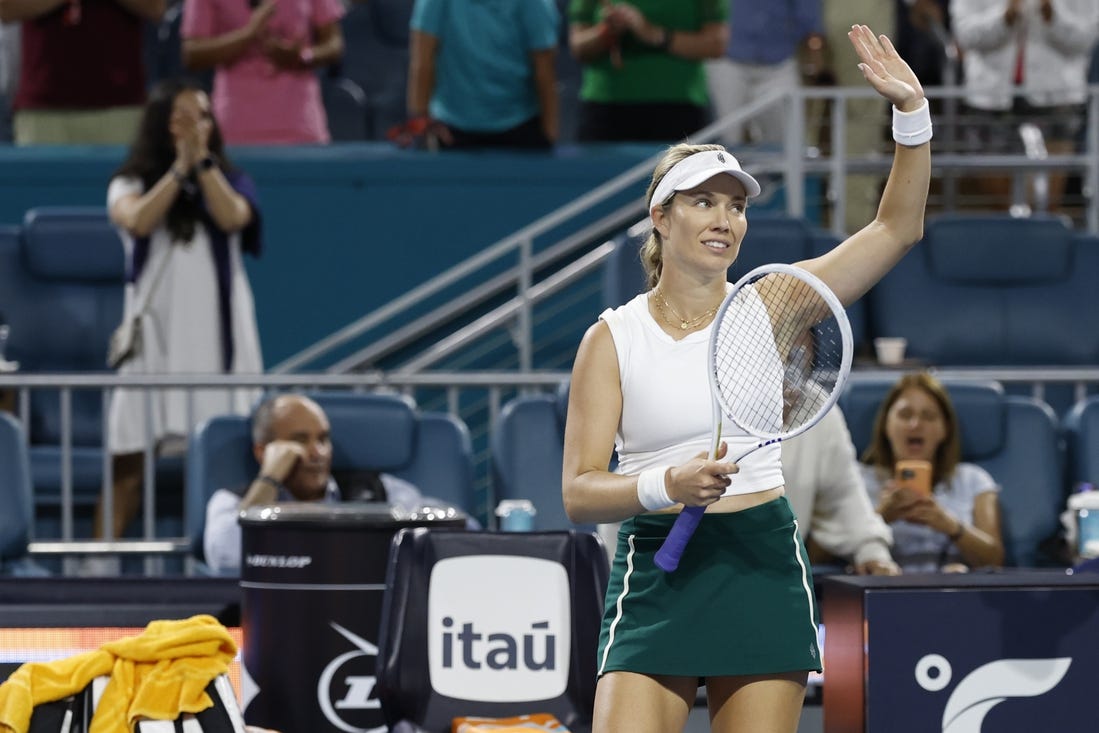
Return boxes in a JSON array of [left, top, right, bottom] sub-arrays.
[[651, 288, 721, 331]]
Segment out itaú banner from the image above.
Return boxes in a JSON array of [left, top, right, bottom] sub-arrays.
[[863, 588, 1099, 732], [427, 555, 571, 702]]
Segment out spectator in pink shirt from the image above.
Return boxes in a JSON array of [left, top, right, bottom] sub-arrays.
[[180, 0, 344, 145]]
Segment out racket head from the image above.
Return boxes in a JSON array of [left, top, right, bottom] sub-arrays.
[[707, 263, 853, 441]]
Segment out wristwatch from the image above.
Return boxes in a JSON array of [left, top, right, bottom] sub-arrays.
[[299, 46, 315, 66], [197, 154, 217, 172]]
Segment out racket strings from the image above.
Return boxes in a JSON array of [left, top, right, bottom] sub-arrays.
[[712, 273, 846, 438]]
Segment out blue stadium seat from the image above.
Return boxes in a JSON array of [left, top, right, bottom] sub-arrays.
[[868, 214, 1099, 366], [868, 214, 1099, 415], [0, 412, 34, 566], [185, 391, 476, 565], [377, 528, 608, 733], [602, 214, 869, 354], [184, 413, 253, 563], [0, 413, 49, 576], [1063, 396, 1099, 489], [0, 208, 186, 539], [841, 378, 1064, 567], [491, 381, 595, 532], [489, 392, 563, 524], [0, 209, 123, 508]]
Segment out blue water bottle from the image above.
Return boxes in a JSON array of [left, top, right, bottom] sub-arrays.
[[1070, 483, 1099, 559], [496, 499, 536, 531]]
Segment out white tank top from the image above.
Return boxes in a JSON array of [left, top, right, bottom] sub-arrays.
[[599, 290, 785, 496]]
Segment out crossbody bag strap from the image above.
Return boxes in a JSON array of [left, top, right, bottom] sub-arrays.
[[130, 243, 176, 318]]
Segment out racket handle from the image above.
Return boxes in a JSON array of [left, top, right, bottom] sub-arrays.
[[654, 506, 705, 572]]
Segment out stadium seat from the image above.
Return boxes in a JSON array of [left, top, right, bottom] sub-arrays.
[[868, 214, 1099, 366], [184, 391, 476, 566], [868, 214, 1099, 415], [1063, 396, 1099, 489], [0, 209, 186, 541], [0, 210, 122, 506], [601, 214, 869, 354], [840, 378, 1064, 567], [376, 528, 608, 733], [0, 412, 48, 576], [490, 380, 595, 532]]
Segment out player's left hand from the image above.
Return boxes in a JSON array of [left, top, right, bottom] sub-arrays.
[[848, 24, 924, 111]]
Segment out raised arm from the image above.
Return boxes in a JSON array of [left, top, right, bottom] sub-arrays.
[[178, 103, 252, 232], [109, 172, 186, 238], [797, 24, 931, 307]]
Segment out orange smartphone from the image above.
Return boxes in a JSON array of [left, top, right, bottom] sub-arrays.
[[895, 459, 933, 497]]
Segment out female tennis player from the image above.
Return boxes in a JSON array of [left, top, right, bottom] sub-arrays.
[[562, 24, 931, 733]]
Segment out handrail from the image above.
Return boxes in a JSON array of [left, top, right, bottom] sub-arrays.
[[5, 366, 1097, 568], [397, 242, 617, 373], [273, 83, 1099, 375], [327, 199, 644, 373], [271, 87, 793, 374]]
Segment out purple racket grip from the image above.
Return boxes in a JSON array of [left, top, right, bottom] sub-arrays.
[[654, 505, 706, 572]]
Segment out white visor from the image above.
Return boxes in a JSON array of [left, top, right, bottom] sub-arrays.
[[648, 150, 761, 216]]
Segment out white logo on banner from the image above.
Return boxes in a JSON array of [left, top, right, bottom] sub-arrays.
[[913, 654, 1072, 733], [428, 555, 570, 702], [318, 622, 386, 733]]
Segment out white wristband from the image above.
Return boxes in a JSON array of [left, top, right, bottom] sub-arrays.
[[637, 467, 675, 511], [892, 99, 932, 147]]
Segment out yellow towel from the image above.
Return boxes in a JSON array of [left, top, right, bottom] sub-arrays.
[[452, 714, 570, 732], [0, 614, 237, 733]]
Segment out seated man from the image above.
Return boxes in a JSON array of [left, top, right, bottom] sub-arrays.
[[782, 405, 900, 575], [203, 393, 425, 573]]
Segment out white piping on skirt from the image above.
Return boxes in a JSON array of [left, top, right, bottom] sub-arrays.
[[599, 532, 637, 676], [791, 518, 821, 660]]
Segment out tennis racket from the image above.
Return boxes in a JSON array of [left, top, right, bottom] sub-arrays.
[[653, 263, 853, 572]]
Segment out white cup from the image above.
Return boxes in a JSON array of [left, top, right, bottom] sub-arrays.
[[874, 337, 908, 365]]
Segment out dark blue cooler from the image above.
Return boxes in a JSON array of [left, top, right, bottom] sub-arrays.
[[240, 501, 467, 732]]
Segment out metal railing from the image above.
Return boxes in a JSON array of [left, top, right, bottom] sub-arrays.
[[273, 83, 1099, 378], [2, 366, 1098, 574]]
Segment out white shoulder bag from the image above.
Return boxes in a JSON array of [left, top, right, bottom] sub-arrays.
[[107, 245, 175, 369]]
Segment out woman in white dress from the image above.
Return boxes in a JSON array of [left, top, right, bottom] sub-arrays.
[[101, 78, 263, 541]]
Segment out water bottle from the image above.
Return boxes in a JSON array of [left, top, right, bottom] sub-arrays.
[[0, 313, 15, 371], [495, 499, 536, 532], [0, 311, 8, 362], [1068, 483, 1099, 559]]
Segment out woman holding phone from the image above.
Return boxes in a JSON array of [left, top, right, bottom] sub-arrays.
[[860, 372, 1004, 572]]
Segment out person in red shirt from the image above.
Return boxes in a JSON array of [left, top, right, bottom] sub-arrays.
[[0, 0, 164, 144]]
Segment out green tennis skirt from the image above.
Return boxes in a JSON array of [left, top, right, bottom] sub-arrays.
[[596, 497, 821, 678]]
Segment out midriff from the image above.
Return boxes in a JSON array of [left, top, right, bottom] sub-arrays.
[[652, 485, 786, 515]]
